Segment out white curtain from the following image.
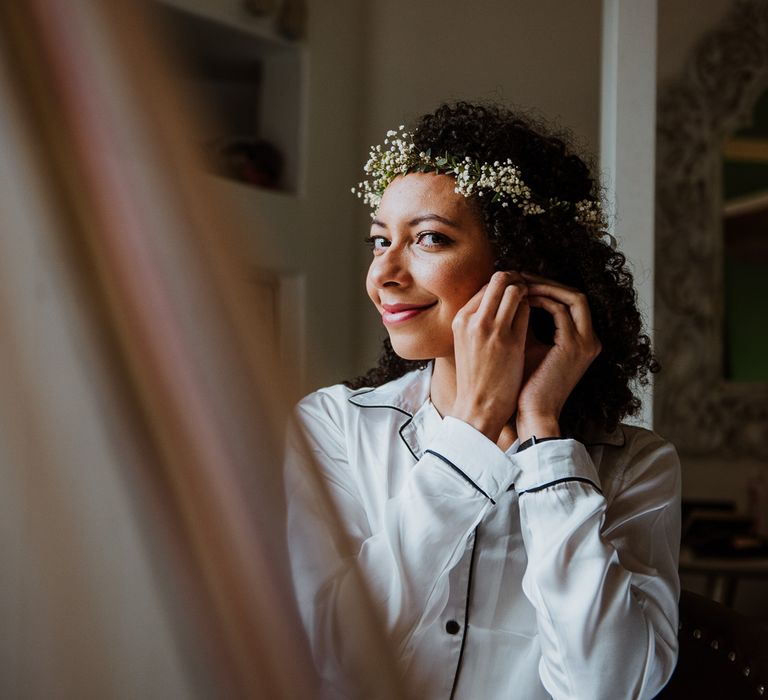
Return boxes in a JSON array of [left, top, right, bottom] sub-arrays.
[[0, 1, 403, 697]]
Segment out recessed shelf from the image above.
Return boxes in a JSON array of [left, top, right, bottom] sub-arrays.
[[152, 1, 305, 193]]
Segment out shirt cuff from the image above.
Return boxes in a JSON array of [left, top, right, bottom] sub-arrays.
[[511, 438, 601, 493], [425, 416, 516, 501]]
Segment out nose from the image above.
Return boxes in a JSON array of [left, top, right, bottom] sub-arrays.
[[367, 245, 410, 289]]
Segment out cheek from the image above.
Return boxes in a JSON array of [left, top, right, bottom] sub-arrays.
[[365, 265, 377, 303], [442, 263, 492, 310]]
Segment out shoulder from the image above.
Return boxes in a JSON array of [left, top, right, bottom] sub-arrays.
[[596, 423, 680, 493], [294, 383, 359, 438], [588, 422, 677, 458], [297, 382, 359, 413], [295, 366, 432, 429], [615, 424, 679, 465], [291, 370, 428, 463]]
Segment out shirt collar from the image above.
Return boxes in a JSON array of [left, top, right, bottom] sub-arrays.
[[347, 364, 432, 417], [583, 424, 625, 447], [347, 362, 626, 448]]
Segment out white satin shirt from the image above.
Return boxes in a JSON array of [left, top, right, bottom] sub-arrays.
[[285, 366, 681, 699]]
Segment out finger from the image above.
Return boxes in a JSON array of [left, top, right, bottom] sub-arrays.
[[524, 281, 594, 336], [520, 273, 585, 314], [496, 281, 528, 327], [520, 271, 577, 293], [477, 271, 525, 319], [510, 294, 530, 344], [457, 281, 490, 318], [523, 279, 580, 301], [528, 295, 576, 341]]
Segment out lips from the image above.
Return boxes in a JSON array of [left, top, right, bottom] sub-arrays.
[[381, 301, 437, 325]]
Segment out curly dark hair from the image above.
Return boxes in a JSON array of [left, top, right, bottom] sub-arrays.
[[346, 101, 658, 439]]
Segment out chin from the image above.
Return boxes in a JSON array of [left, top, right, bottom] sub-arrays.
[[396, 351, 432, 362], [388, 337, 442, 362]]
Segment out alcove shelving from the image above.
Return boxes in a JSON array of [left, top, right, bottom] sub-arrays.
[[152, 0, 306, 194]]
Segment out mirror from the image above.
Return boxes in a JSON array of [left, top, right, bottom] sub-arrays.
[[722, 89, 768, 382], [655, 0, 768, 458]]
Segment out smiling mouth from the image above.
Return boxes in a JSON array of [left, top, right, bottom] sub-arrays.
[[381, 302, 437, 325]]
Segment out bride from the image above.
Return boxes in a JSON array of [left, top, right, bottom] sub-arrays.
[[286, 101, 680, 700]]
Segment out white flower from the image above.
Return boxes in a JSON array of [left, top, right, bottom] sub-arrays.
[[353, 126, 599, 228]]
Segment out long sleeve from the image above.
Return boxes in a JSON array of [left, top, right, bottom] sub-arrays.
[[513, 432, 681, 700], [286, 380, 681, 700], [285, 390, 516, 696]]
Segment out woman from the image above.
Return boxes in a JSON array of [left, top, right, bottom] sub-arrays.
[[286, 102, 680, 699]]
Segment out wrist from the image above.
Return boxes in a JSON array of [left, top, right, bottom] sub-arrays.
[[516, 414, 560, 444], [517, 434, 565, 452], [449, 401, 507, 443]]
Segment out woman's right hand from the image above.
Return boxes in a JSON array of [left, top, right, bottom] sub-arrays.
[[449, 271, 529, 443]]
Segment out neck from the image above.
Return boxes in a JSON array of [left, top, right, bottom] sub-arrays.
[[429, 357, 457, 417]]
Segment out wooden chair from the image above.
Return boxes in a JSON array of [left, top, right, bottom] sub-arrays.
[[657, 589, 768, 698]]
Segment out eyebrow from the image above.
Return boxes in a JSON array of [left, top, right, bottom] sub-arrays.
[[371, 213, 461, 229]]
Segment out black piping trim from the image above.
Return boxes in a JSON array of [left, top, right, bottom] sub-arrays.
[[517, 435, 567, 452], [424, 449, 496, 505], [449, 528, 478, 700], [347, 394, 420, 461], [347, 392, 412, 417], [397, 419, 419, 461], [519, 476, 602, 495]]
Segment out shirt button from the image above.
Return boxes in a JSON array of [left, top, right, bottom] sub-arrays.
[[445, 620, 461, 635]]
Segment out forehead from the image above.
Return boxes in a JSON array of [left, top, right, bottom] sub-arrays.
[[376, 172, 474, 223]]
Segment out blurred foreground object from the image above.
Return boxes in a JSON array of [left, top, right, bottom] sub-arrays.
[[0, 1, 403, 697]]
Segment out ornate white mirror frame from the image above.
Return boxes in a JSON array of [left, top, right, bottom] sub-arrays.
[[655, 0, 768, 459]]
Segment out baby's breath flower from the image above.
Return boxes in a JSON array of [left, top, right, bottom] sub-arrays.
[[574, 199, 603, 226], [353, 127, 603, 228]]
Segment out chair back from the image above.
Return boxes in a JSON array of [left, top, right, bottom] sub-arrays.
[[657, 589, 768, 698]]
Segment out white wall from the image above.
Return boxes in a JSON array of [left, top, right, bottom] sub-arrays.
[[600, 0, 658, 427], [209, 0, 369, 392]]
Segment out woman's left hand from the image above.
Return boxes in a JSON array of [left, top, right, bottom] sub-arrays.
[[516, 273, 602, 443]]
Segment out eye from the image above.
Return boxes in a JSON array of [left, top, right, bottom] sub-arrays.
[[416, 231, 451, 248], [364, 234, 390, 253]]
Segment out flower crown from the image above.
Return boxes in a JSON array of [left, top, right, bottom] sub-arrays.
[[352, 125, 603, 226]]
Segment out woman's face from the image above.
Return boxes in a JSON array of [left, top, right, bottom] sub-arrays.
[[366, 172, 496, 360]]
